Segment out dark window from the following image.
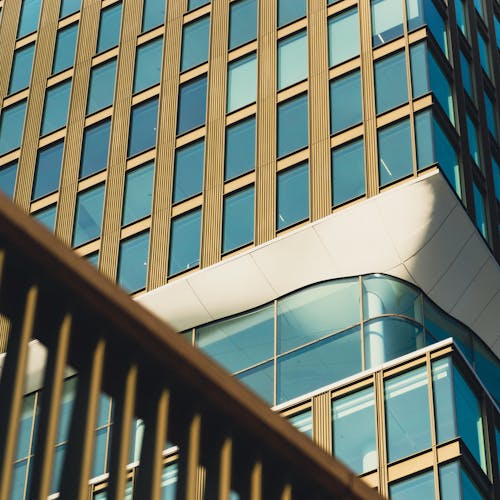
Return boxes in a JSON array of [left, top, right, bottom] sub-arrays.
[[229, 0, 257, 50], [0, 100, 27, 155], [177, 76, 207, 135], [33, 140, 64, 200], [97, 3, 122, 54], [173, 139, 204, 203], [80, 119, 111, 179], [118, 232, 150, 293], [277, 94, 308, 158], [331, 138, 365, 205], [128, 98, 159, 157], [122, 162, 155, 226], [9, 43, 35, 94], [73, 184, 105, 247], [277, 162, 309, 230], [222, 186, 254, 253], [330, 70, 362, 134], [53, 23, 79, 74], [225, 117, 255, 181], [181, 16, 210, 72]]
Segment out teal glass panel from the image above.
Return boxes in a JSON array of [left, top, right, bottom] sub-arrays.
[[439, 461, 461, 500], [173, 139, 204, 203], [80, 119, 111, 179], [484, 92, 497, 138], [496, 426, 500, 476], [473, 0, 484, 18], [50, 445, 66, 494], [328, 8, 360, 67], [188, 0, 210, 11], [225, 117, 255, 181], [460, 52, 473, 100], [196, 303, 274, 373], [428, 52, 454, 125], [0, 162, 17, 198], [375, 51, 408, 114], [455, 0, 467, 38], [128, 97, 158, 156], [371, 0, 403, 46], [278, 0, 306, 28], [378, 119, 413, 186], [277, 326, 362, 404], [332, 386, 377, 474], [410, 42, 429, 98], [177, 76, 207, 134], [134, 37, 163, 93], [330, 70, 362, 133], [34, 205, 57, 231], [118, 232, 150, 293], [461, 467, 485, 500], [73, 184, 105, 246], [53, 23, 78, 74], [277, 278, 360, 354], [492, 157, 500, 202], [87, 252, 98, 267], [97, 3, 122, 54], [60, 0, 80, 18], [0, 100, 27, 154], [41, 81, 71, 135], [277, 94, 308, 158], [289, 410, 313, 438], [92, 428, 108, 477], [96, 393, 111, 428], [181, 16, 210, 72], [227, 53, 257, 112], [222, 186, 254, 253], [276, 162, 308, 230], [9, 43, 35, 94], [415, 110, 435, 169], [87, 59, 116, 114], [431, 357, 456, 443], [237, 361, 274, 405], [495, 15, 500, 49], [168, 208, 201, 276], [477, 32, 491, 77], [142, 0, 166, 32], [57, 377, 77, 443], [33, 140, 64, 199], [278, 30, 307, 90], [15, 394, 35, 459], [390, 469, 435, 500], [409, 0, 447, 55], [229, 0, 257, 50], [433, 118, 460, 196], [17, 0, 41, 38], [466, 114, 480, 168], [10, 460, 28, 499], [472, 338, 500, 403], [331, 137, 365, 205], [122, 162, 154, 225], [162, 463, 178, 500], [385, 366, 431, 462], [473, 183, 488, 240]]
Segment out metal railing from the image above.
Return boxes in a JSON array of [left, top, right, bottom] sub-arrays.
[[0, 192, 382, 500]]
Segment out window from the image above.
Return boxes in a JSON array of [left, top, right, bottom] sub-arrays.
[[466, 114, 480, 168], [177, 76, 207, 135], [53, 23, 78, 74], [80, 119, 111, 179], [484, 92, 497, 138], [41, 81, 72, 136], [60, 0, 80, 18], [0, 100, 27, 155], [493, 157, 500, 203], [331, 138, 365, 205], [473, 0, 484, 18], [278, 30, 307, 90], [181, 16, 210, 72], [455, 0, 468, 39], [17, 0, 42, 38], [390, 470, 435, 499], [227, 53, 257, 113], [173, 139, 204, 203], [433, 117, 460, 196], [428, 52, 454, 126], [440, 461, 486, 500], [128, 98, 159, 157], [33, 140, 64, 200], [142, 0, 166, 32], [277, 162, 308, 230], [34, 204, 57, 232], [289, 411, 313, 437], [9, 43, 35, 94], [328, 8, 360, 67], [330, 70, 362, 134], [0, 161, 18, 198], [225, 116, 255, 181], [97, 3, 122, 54], [375, 51, 408, 114], [414, 110, 434, 170], [168, 208, 202, 276], [222, 186, 254, 253], [188, 0, 210, 11], [378, 119, 413, 186], [371, 0, 403, 46], [134, 37, 163, 93], [477, 32, 491, 77], [229, 0, 257, 50], [73, 184, 105, 247], [87, 59, 116, 115], [460, 52, 473, 100], [473, 183, 488, 240], [410, 42, 429, 98], [122, 162, 154, 226], [407, 0, 448, 56], [118, 232, 150, 293], [277, 94, 308, 158], [277, 0, 306, 28]]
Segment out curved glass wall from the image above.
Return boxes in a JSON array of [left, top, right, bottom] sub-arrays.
[[187, 274, 499, 406]]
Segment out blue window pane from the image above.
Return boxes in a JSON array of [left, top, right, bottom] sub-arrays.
[[15, 394, 35, 460], [433, 118, 460, 196], [375, 51, 408, 114], [288, 410, 312, 437], [0, 161, 18, 198], [455, 0, 468, 38], [123, 162, 154, 225], [332, 138, 365, 205], [33, 140, 64, 199], [161, 463, 178, 500], [10, 460, 28, 500], [57, 378, 77, 443], [408, 0, 447, 55], [330, 70, 362, 134], [34, 204, 57, 232], [277, 162, 309, 230], [80, 120, 111, 179], [473, 183, 488, 240], [9, 43, 35, 94], [181, 16, 210, 72], [41, 81, 71, 135], [237, 361, 274, 405], [439, 461, 461, 500], [460, 52, 473, 100], [378, 119, 412, 186], [390, 470, 435, 500], [118, 232, 150, 293], [277, 0, 306, 28], [466, 114, 480, 167], [142, 0, 166, 32], [484, 93, 497, 138], [87, 59, 116, 115], [91, 428, 108, 478], [60, 0, 81, 18], [428, 52, 454, 126], [371, 0, 404, 46], [492, 157, 500, 202], [188, 0, 210, 11], [134, 37, 163, 93], [168, 208, 201, 276], [97, 3, 122, 54], [461, 467, 486, 500], [17, 0, 42, 38], [328, 8, 360, 67], [73, 184, 105, 247], [222, 186, 254, 253], [177, 76, 207, 135], [173, 140, 204, 203], [0, 100, 27, 155], [410, 42, 429, 98], [278, 30, 307, 90], [53, 23, 78, 74], [415, 110, 434, 169], [477, 32, 491, 77], [128, 97, 158, 157], [225, 117, 255, 181], [86, 252, 99, 266], [431, 357, 456, 443], [227, 53, 257, 113], [277, 94, 308, 158], [229, 0, 257, 50]]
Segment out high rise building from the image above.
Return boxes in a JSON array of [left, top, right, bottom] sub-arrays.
[[0, 0, 499, 498]]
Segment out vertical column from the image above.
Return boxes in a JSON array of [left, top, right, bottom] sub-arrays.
[[0, 0, 21, 101], [312, 393, 332, 454]]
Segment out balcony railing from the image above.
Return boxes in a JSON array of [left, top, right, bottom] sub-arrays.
[[0, 192, 382, 500]]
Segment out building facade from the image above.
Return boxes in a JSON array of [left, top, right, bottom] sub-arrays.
[[0, 0, 499, 498]]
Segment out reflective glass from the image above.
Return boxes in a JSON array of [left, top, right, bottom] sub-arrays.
[[496, 15, 500, 49], [227, 53, 257, 112], [237, 361, 274, 405], [60, 0, 80, 18], [97, 3, 122, 54], [328, 8, 360, 67], [278, 30, 307, 90], [276, 162, 308, 230], [390, 469, 435, 500], [181, 16, 210, 72], [122, 162, 154, 225], [473, 0, 484, 18], [330, 70, 362, 134], [466, 115, 480, 167], [92, 428, 108, 477], [87, 59, 116, 115], [439, 461, 461, 500], [34, 204, 57, 231], [11, 460, 28, 499], [493, 157, 500, 202], [432, 357, 456, 443], [0, 100, 27, 155], [477, 33, 490, 77], [188, 0, 210, 11], [415, 110, 434, 169], [73, 184, 105, 247], [375, 51, 408, 114], [173, 139, 204, 203], [461, 467, 485, 500], [162, 463, 178, 499], [331, 138, 365, 205], [371, 0, 403, 46], [225, 117, 255, 181], [15, 394, 35, 459], [134, 37, 163, 93], [332, 387, 377, 474], [229, 0, 257, 50], [0, 162, 18, 198], [484, 92, 497, 138], [408, 0, 447, 56], [278, 0, 306, 28], [118, 232, 150, 293], [222, 186, 254, 253], [277, 94, 308, 158], [433, 118, 460, 196], [410, 42, 429, 98], [53, 23, 78, 74], [289, 410, 313, 437], [177, 76, 207, 135], [42, 81, 71, 135], [33, 140, 64, 199], [128, 97, 158, 157], [9, 43, 35, 94], [472, 338, 500, 403], [80, 119, 111, 179], [142, 0, 166, 32], [57, 377, 77, 443], [455, 0, 467, 38], [17, 0, 41, 38], [168, 208, 201, 276], [460, 52, 473, 100], [473, 183, 488, 240], [428, 52, 454, 125]]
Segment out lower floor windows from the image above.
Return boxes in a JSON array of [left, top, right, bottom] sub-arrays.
[[277, 162, 309, 231]]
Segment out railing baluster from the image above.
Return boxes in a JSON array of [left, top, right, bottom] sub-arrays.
[[204, 431, 233, 500], [250, 459, 262, 500]]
